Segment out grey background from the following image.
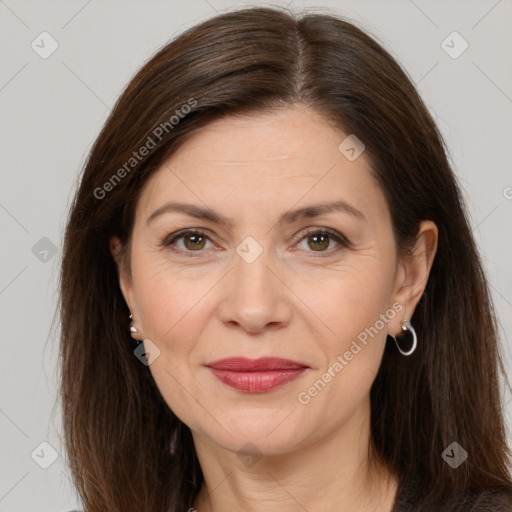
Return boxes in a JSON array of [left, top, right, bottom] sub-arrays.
[[1, 0, 511, 510]]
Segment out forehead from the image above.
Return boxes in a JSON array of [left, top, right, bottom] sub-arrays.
[[170, 106, 346, 171], [135, 106, 389, 229]]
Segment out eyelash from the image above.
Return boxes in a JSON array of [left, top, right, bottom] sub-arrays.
[[162, 228, 351, 257]]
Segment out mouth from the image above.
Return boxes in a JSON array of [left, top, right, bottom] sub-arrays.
[[205, 357, 310, 393]]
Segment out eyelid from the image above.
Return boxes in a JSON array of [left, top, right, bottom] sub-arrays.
[[161, 228, 212, 250], [293, 227, 352, 252], [162, 226, 351, 255]]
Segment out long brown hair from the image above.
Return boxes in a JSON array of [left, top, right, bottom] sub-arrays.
[[59, 6, 512, 511]]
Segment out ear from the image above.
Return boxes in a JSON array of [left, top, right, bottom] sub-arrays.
[[388, 220, 438, 335], [109, 235, 137, 315]]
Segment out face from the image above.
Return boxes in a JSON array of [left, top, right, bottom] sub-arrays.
[[114, 105, 412, 457]]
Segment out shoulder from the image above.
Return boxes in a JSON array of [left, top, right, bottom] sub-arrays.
[[460, 488, 512, 511], [435, 488, 512, 511], [393, 480, 512, 511]]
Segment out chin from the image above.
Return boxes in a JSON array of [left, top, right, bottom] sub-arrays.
[[204, 418, 310, 457]]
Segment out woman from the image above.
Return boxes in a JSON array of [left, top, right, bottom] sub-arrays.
[[59, 6, 512, 511]]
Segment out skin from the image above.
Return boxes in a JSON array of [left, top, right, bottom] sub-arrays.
[[111, 105, 438, 512]]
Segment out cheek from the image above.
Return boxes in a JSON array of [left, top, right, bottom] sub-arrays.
[[132, 252, 217, 346], [294, 287, 391, 431], [131, 263, 216, 426], [292, 259, 394, 404], [292, 255, 395, 348]]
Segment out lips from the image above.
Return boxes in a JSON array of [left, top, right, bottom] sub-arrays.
[[205, 357, 309, 392], [206, 357, 308, 371]]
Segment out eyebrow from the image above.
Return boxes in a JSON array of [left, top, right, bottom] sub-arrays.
[[146, 199, 367, 228]]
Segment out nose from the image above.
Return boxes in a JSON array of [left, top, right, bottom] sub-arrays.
[[217, 248, 293, 334]]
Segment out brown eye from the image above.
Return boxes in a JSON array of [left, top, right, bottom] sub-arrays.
[[164, 227, 349, 256], [183, 233, 207, 251], [296, 228, 349, 255], [165, 229, 213, 254], [306, 233, 330, 251]]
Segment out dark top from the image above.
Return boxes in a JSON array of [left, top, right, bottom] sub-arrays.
[[64, 479, 512, 511], [392, 478, 512, 511]]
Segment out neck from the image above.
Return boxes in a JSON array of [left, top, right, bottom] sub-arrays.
[[191, 398, 399, 512]]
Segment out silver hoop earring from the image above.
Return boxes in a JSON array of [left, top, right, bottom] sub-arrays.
[[390, 319, 417, 356]]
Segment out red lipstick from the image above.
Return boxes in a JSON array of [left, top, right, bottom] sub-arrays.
[[206, 357, 309, 392]]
